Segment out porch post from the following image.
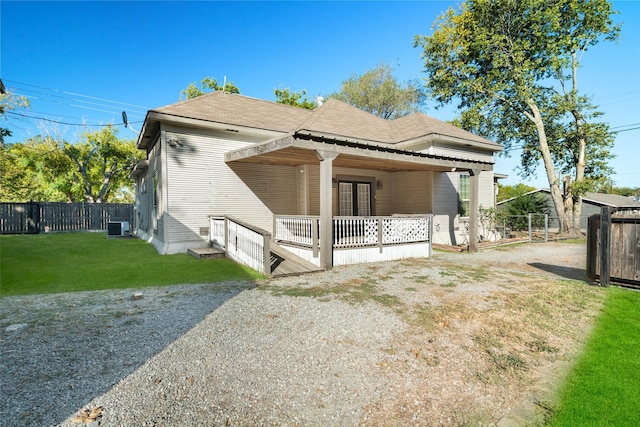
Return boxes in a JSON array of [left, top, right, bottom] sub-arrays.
[[468, 169, 481, 253], [315, 150, 339, 270]]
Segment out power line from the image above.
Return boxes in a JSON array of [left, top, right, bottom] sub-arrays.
[[6, 111, 143, 127], [3, 79, 149, 111], [11, 107, 143, 123], [612, 125, 640, 134]]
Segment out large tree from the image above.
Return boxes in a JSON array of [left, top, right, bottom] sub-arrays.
[[0, 87, 30, 144], [0, 136, 71, 202], [274, 88, 317, 110], [0, 127, 142, 203], [63, 126, 142, 203], [180, 76, 240, 100], [414, 0, 619, 232], [331, 62, 425, 119]]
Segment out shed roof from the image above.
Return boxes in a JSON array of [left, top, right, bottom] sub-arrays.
[[497, 188, 640, 208]]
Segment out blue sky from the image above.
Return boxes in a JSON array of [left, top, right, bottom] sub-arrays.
[[2, 0, 639, 189]]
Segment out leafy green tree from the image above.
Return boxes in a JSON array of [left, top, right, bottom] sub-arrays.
[[498, 193, 549, 231], [414, 0, 620, 232], [0, 88, 30, 144], [63, 126, 142, 203], [331, 62, 425, 119], [274, 88, 316, 110], [497, 183, 537, 202], [0, 136, 72, 202], [609, 186, 640, 197], [0, 127, 142, 203], [180, 76, 240, 100]]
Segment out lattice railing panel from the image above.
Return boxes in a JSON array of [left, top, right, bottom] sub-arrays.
[[382, 217, 429, 244]]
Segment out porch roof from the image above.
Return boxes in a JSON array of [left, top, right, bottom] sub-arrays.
[[225, 133, 494, 172]]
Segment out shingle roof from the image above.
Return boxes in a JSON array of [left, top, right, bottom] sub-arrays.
[[149, 91, 499, 149], [498, 189, 640, 208], [584, 192, 640, 207], [296, 98, 394, 143], [391, 113, 495, 145], [152, 91, 312, 133]]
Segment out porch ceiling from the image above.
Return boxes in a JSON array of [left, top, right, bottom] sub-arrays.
[[225, 135, 494, 172]]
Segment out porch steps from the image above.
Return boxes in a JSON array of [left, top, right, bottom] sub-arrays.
[[188, 247, 226, 260], [270, 243, 323, 277]]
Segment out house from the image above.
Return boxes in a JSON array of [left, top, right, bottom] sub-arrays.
[[129, 91, 503, 273], [497, 188, 640, 231]]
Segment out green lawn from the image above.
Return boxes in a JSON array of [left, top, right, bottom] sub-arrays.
[[0, 232, 262, 297], [549, 286, 640, 426]]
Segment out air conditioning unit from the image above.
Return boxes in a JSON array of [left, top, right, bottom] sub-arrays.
[[107, 221, 130, 237]]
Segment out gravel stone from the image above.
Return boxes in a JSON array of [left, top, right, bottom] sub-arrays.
[[0, 242, 590, 426]]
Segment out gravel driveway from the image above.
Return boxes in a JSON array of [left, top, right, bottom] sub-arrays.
[[0, 242, 604, 426]]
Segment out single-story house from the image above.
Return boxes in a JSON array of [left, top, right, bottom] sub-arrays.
[[129, 91, 503, 273], [497, 189, 640, 231]]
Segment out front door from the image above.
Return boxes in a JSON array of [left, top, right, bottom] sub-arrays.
[[339, 181, 372, 216]]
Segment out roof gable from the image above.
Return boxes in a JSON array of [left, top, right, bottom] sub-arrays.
[[296, 98, 394, 143], [391, 113, 496, 146]]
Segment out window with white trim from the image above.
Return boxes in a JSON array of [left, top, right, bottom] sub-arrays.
[[459, 173, 470, 217]]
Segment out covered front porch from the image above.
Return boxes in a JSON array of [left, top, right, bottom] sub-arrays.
[[273, 214, 431, 268], [209, 214, 432, 277], [222, 132, 494, 273]]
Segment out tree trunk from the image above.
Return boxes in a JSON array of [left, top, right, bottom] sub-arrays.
[[570, 53, 585, 234], [525, 99, 572, 232]]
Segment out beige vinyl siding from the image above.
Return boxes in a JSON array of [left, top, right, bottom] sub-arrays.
[[295, 164, 322, 216], [390, 171, 432, 214], [148, 140, 165, 242], [163, 129, 297, 246], [135, 171, 153, 234], [371, 171, 393, 215], [431, 171, 459, 245], [478, 171, 495, 210], [296, 165, 310, 215], [297, 166, 430, 217]]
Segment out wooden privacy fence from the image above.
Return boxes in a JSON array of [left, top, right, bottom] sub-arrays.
[[587, 207, 640, 287], [0, 202, 134, 234]]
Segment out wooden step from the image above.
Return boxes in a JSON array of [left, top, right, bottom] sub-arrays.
[[270, 243, 324, 277], [188, 247, 226, 260]]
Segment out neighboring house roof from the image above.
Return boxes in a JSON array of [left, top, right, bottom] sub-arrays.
[[497, 188, 640, 208], [138, 91, 502, 152], [583, 192, 640, 207]]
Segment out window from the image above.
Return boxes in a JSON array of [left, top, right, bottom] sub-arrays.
[[153, 175, 158, 208], [459, 173, 470, 217], [339, 182, 353, 216]]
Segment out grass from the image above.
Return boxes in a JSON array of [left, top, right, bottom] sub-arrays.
[[548, 287, 640, 426], [0, 232, 262, 297], [263, 278, 402, 308]]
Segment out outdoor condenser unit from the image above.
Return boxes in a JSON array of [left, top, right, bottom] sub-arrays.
[[107, 221, 130, 237]]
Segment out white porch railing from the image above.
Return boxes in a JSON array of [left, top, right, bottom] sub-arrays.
[[273, 215, 431, 249], [273, 215, 320, 256], [333, 215, 431, 248], [211, 216, 271, 275], [208, 215, 225, 248]]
